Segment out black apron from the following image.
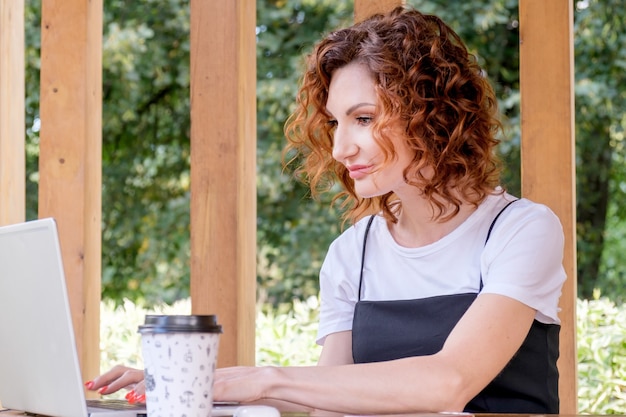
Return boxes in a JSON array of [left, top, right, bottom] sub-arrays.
[[351, 201, 560, 413]]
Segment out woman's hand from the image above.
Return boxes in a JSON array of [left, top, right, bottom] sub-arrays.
[[214, 367, 314, 413], [85, 365, 146, 403]]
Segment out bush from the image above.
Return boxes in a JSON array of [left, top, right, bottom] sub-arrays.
[[256, 297, 321, 366], [577, 296, 626, 414], [100, 298, 192, 374], [100, 297, 626, 412]]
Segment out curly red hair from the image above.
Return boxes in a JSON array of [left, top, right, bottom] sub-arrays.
[[284, 6, 503, 224]]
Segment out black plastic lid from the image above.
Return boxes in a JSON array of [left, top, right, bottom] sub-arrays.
[[138, 314, 222, 334]]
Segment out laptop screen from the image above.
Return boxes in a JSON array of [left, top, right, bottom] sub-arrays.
[[0, 218, 95, 417]]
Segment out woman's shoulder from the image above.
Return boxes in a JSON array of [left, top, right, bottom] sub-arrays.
[[483, 192, 565, 245], [328, 214, 379, 251], [507, 195, 561, 226], [486, 192, 562, 227]]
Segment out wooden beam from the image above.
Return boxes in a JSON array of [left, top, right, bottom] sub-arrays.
[[354, 0, 405, 23], [39, 0, 103, 387], [0, 0, 25, 226], [519, 0, 577, 413], [190, 0, 256, 367]]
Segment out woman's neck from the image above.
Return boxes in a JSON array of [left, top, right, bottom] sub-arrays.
[[388, 195, 478, 248]]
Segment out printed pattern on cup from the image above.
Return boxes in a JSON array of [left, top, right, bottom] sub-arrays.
[[142, 333, 220, 417]]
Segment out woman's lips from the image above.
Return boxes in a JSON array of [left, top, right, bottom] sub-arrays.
[[348, 164, 372, 179]]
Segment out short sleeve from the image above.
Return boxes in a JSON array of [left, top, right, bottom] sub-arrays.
[[480, 201, 566, 324], [315, 220, 368, 345]]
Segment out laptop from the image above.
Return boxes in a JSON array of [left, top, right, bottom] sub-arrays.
[[0, 218, 147, 417]]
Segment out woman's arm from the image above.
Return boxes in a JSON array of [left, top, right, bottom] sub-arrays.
[[317, 331, 354, 366], [84, 326, 354, 404], [213, 293, 535, 414]]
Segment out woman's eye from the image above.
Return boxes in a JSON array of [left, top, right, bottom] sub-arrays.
[[356, 116, 373, 125], [326, 119, 338, 129]]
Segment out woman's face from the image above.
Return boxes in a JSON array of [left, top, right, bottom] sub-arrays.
[[327, 62, 414, 198]]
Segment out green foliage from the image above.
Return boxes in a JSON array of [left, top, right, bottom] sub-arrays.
[[100, 0, 192, 306], [600, 203, 626, 303], [24, 1, 42, 220], [256, 297, 321, 366], [575, 0, 626, 299], [577, 296, 626, 413], [574, 0, 626, 297]]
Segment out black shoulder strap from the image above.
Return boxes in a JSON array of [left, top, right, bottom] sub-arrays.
[[358, 215, 376, 301], [484, 199, 518, 245], [479, 198, 518, 290]]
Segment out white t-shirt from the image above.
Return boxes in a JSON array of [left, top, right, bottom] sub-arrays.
[[316, 193, 566, 345]]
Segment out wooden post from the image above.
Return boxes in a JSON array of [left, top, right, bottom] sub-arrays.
[[0, 0, 25, 226], [354, 0, 404, 23], [39, 0, 103, 385], [189, 0, 257, 367], [519, 0, 577, 413]]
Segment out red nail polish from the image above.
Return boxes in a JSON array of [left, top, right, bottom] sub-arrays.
[[136, 394, 146, 403], [98, 385, 108, 394], [84, 381, 94, 390], [125, 390, 135, 401]]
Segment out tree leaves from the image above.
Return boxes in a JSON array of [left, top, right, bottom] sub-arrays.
[[575, 0, 626, 298]]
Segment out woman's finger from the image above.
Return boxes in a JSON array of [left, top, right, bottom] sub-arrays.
[[85, 365, 144, 395]]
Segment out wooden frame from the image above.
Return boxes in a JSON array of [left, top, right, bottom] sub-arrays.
[[0, 0, 576, 412], [189, 0, 257, 368], [519, 1, 577, 412], [0, 0, 25, 226], [37, 0, 103, 384]]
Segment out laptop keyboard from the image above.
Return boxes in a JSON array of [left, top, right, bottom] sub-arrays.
[[87, 399, 146, 411]]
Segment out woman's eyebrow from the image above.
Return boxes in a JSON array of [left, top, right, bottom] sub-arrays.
[[325, 102, 376, 117], [345, 102, 376, 115]]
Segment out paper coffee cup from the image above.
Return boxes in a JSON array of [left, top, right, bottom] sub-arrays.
[[138, 315, 222, 417]]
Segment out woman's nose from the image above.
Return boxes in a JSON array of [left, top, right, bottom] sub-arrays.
[[331, 126, 358, 162]]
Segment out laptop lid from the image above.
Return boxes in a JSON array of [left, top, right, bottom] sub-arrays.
[[0, 218, 142, 417]]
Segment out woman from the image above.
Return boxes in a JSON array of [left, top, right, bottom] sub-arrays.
[[88, 6, 566, 414]]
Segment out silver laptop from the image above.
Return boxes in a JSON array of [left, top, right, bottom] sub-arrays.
[[0, 218, 146, 417]]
